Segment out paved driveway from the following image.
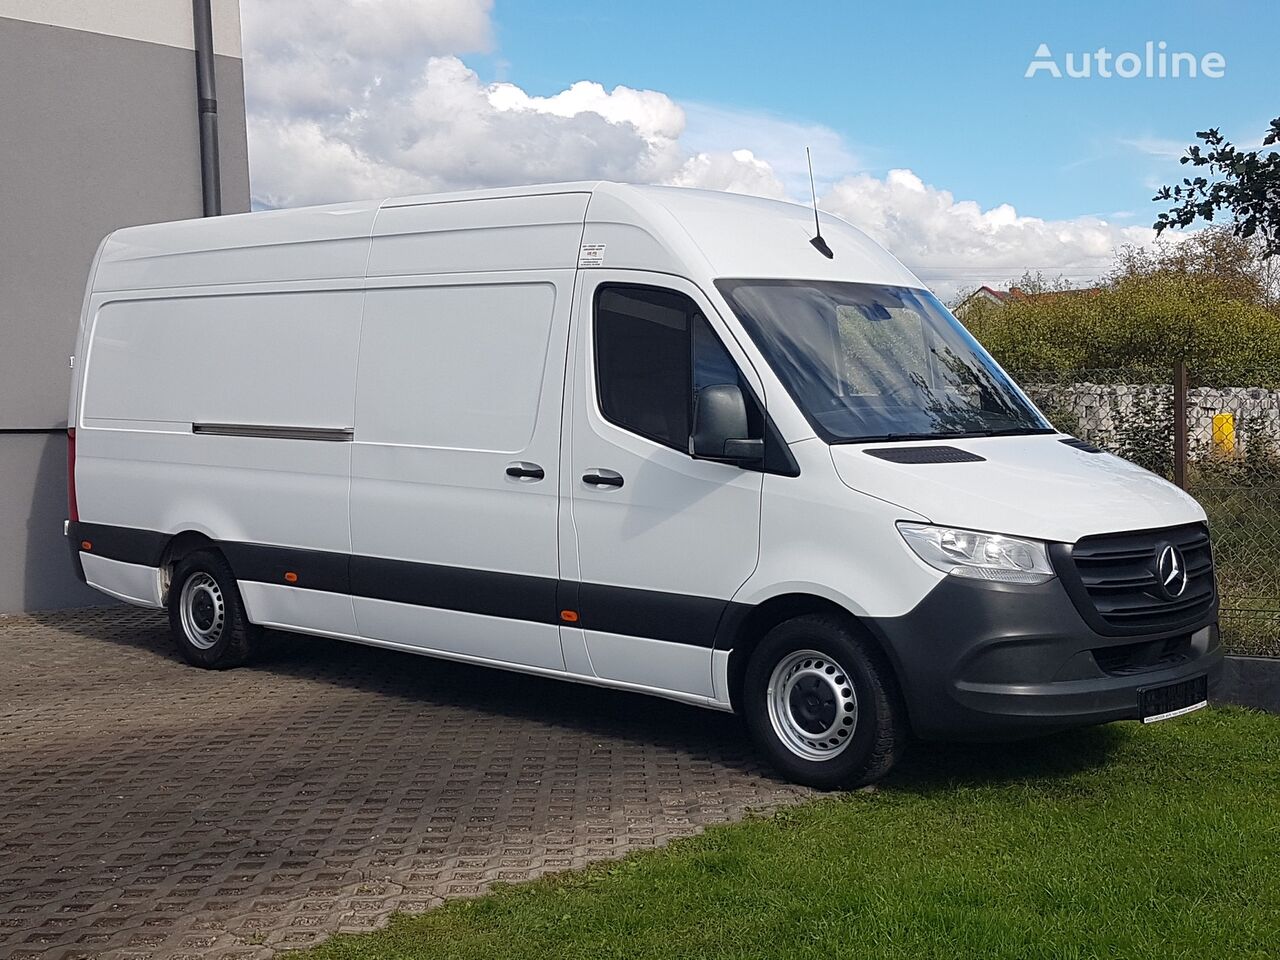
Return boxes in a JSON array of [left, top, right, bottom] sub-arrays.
[[0, 608, 808, 959]]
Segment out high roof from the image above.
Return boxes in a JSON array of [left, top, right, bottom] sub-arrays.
[[583, 183, 922, 288], [92, 182, 923, 292]]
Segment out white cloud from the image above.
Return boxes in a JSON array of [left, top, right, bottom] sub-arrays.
[[245, 116, 421, 210], [239, 0, 1155, 297], [1120, 136, 1188, 160], [242, 0, 493, 116], [240, 1, 822, 207], [246, 55, 713, 207], [487, 80, 686, 143], [670, 150, 787, 199], [822, 169, 1156, 298], [680, 102, 859, 195]]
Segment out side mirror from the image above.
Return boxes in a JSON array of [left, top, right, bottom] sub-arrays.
[[691, 383, 764, 463]]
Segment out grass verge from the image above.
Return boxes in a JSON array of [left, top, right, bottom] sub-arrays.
[[291, 707, 1278, 960]]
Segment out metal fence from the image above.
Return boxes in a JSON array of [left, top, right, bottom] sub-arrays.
[[1012, 364, 1280, 657]]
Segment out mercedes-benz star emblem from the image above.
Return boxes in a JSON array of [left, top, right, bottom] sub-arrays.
[[1156, 544, 1188, 599]]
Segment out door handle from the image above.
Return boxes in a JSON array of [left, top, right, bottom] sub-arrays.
[[582, 469, 624, 488], [505, 462, 545, 481]]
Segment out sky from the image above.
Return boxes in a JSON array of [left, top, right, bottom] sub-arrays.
[[239, 0, 1278, 298]]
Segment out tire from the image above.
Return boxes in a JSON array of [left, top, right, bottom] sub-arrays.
[[743, 614, 906, 790], [167, 549, 260, 669]]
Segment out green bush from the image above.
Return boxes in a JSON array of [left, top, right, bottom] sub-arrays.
[[963, 273, 1280, 375], [1111, 386, 1175, 477]]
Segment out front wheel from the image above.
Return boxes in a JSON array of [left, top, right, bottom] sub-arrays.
[[167, 549, 260, 669], [743, 614, 906, 790]]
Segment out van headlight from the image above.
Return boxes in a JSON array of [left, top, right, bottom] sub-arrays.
[[897, 523, 1055, 584]]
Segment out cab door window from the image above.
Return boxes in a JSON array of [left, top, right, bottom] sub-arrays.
[[595, 284, 757, 453]]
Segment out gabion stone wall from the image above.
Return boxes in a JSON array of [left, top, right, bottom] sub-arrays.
[[1019, 377, 1280, 457], [1186, 386, 1280, 455]]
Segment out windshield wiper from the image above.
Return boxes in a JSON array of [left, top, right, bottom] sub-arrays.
[[834, 432, 973, 444], [834, 427, 1054, 444], [961, 427, 1057, 437]]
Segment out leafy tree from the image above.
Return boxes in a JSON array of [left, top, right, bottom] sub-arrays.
[[1154, 117, 1280, 258], [1007, 270, 1075, 295], [960, 231, 1280, 374], [1111, 227, 1280, 308]]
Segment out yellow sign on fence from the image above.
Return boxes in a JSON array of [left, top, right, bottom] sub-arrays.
[[1212, 412, 1236, 455]]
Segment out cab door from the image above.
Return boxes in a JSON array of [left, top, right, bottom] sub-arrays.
[[562, 274, 765, 698]]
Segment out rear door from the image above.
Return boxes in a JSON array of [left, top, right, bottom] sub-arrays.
[[563, 274, 765, 698]]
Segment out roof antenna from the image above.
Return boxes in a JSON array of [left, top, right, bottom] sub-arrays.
[[806, 147, 833, 259]]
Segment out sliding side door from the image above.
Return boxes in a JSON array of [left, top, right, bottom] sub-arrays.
[[348, 272, 573, 669]]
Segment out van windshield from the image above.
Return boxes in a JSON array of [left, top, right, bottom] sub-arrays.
[[715, 279, 1051, 443]]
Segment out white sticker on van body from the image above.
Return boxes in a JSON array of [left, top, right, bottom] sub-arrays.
[[578, 243, 606, 267]]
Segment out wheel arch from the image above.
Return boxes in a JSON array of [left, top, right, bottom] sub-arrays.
[[722, 592, 908, 719], [158, 531, 222, 605]]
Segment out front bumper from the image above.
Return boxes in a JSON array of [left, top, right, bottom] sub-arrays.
[[866, 574, 1222, 741]]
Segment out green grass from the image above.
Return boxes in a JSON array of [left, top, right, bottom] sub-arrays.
[[291, 708, 1279, 960]]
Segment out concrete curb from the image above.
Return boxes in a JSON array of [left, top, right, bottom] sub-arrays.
[[1218, 655, 1280, 713]]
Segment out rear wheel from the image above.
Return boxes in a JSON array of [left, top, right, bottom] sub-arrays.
[[743, 614, 905, 790], [167, 550, 259, 668]]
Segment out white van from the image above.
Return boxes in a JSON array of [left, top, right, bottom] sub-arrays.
[[66, 182, 1220, 788]]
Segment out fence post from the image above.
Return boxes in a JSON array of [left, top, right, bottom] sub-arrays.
[[1173, 361, 1188, 490]]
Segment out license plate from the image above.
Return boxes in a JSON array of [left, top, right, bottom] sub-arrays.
[[1139, 675, 1208, 723]]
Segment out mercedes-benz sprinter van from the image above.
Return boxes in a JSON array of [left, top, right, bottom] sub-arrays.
[[66, 183, 1221, 788]]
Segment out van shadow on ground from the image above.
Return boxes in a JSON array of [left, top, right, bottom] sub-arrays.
[[27, 606, 1127, 793]]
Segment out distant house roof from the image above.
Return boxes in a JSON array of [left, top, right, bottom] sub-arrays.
[[955, 283, 1102, 316]]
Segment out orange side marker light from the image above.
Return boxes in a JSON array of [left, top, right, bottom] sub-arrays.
[[284, 571, 299, 583], [80, 541, 93, 551], [559, 609, 579, 623]]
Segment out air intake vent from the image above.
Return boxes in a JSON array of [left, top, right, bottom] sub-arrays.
[[1092, 635, 1194, 676], [864, 446, 985, 464], [1060, 437, 1103, 453]]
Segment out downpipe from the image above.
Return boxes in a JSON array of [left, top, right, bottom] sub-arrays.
[[192, 0, 221, 217]]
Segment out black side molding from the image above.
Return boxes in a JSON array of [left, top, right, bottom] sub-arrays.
[[222, 542, 351, 595], [66, 522, 748, 651], [66, 526, 87, 583], [350, 555, 560, 626], [192, 423, 354, 442], [68, 521, 168, 567], [577, 582, 727, 649]]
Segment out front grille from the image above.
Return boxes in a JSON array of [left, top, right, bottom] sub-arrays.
[[1063, 523, 1215, 634]]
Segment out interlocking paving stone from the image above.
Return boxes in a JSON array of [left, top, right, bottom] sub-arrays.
[[0, 607, 809, 958]]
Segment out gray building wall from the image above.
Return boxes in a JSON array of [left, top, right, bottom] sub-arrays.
[[0, 4, 250, 612]]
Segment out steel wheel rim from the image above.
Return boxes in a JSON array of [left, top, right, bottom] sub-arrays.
[[766, 649, 858, 761], [180, 572, 225, 650]]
